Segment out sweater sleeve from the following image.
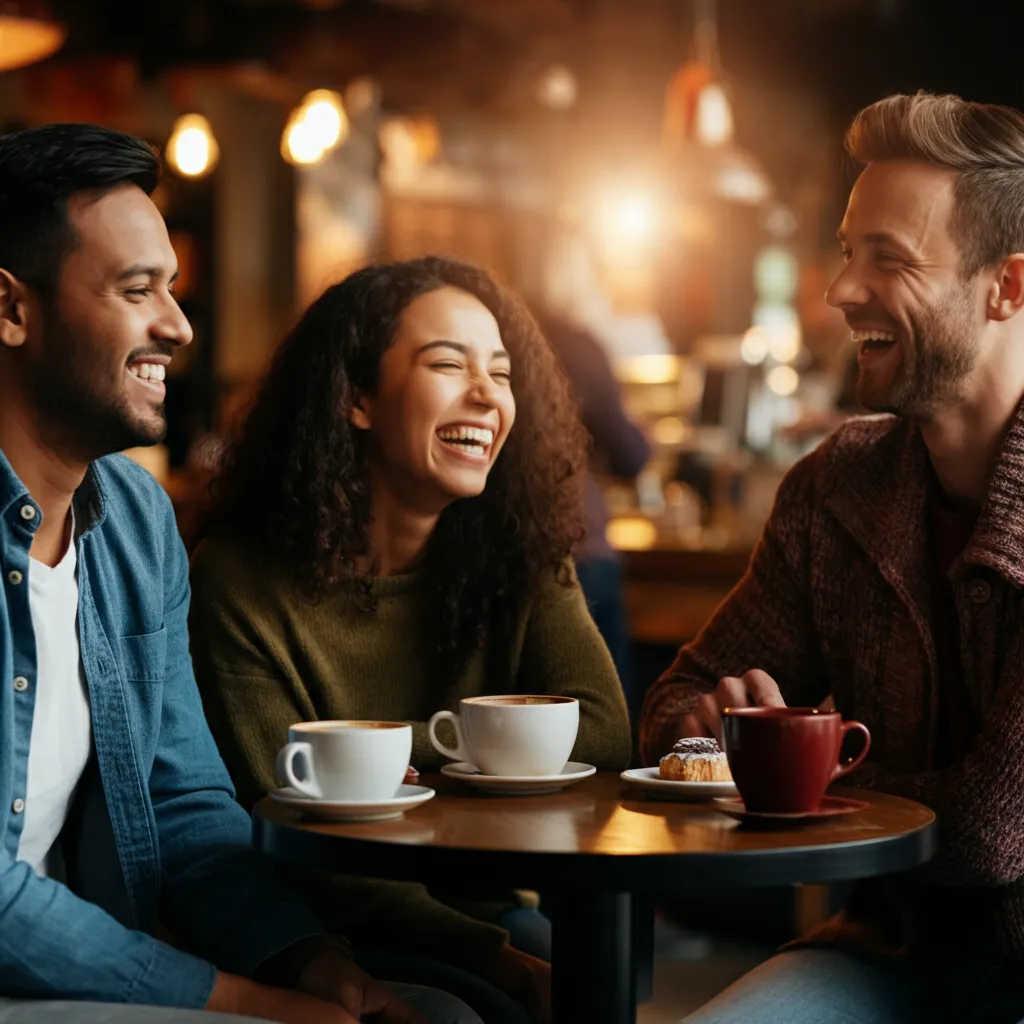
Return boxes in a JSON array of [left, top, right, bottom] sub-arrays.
[[516, 562, 632, 771], [187, 540, 515, 974], [845, 685, 1024, 886], [639, 450, 830, 766]]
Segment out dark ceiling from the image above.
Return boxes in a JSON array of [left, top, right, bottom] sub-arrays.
[[35, 0, 1024, 214], [43, 0, 1024, 121]]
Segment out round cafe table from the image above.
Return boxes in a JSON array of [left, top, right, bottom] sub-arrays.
[[253, 773, 936, 1024]]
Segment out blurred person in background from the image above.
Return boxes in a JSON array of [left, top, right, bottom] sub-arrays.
[[189, 256, 632, 1024], [0, 124, 477, 1024], [535, 307, 650, 709], [534, 229, 650, 711], [644, 92, 1024, 1024]]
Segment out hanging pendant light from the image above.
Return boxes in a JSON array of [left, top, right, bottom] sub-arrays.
[[661, 0, 770, 205], [0, 1, 65, 72]]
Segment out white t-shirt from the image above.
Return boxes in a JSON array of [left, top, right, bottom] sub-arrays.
[[16, 526, 94, 876]]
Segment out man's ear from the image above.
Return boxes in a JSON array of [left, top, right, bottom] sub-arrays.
[[0, 269, 30, 349], [348, 389, 372, 431], [988, 254, 1024, 322]]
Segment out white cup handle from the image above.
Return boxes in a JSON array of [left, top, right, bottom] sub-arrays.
[[428, 711, 471, 763], [276, 741, 322, 798]]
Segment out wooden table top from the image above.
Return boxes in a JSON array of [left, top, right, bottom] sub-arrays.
[[253, 773, 937, 892]]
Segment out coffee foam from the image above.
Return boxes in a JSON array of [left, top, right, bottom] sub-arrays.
[[468, 696, 572, 707], [291, 720, 406, 732]]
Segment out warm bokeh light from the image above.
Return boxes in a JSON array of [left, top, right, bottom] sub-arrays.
[[740, 327, 768, 365], [282, 89, 349, 167], [599, 192, 657, 245], [166, 114, 219, 178], [606, 517, 658, 551], [282, 113, 325, 166], [653, 416, 689, 445], [695, 82, 733, 146], [766, 365, 800, 397], [536, 63, 578, 111], [617, 354, 680, 385], [300, 89, 348, 150], [766, 323, 802, 364], [0, 9, 65, 72]]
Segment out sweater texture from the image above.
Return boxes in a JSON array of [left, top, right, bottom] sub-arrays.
[[189, 538, 631, 973], [642, 405, 1024, 963]]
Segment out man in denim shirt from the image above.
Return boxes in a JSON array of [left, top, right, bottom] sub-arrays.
[[0, 124, 481, 1024]]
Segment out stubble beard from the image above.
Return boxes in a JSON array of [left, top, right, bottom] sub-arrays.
[[857, 285, 977, 421], [29, 305, 167, 463]]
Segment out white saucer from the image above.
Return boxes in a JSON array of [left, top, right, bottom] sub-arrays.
[[269, 784, 435, 821], [441, 761, 596, 795], [620, 767, 738, 800]]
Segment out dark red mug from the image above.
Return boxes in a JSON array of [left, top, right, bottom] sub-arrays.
[[720, 707, 871, 814]]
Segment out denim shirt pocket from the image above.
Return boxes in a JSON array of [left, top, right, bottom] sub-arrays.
[[116, 627, 168, 683]]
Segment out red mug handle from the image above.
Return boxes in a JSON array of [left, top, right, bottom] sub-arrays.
[[831, 720, 871, 781]]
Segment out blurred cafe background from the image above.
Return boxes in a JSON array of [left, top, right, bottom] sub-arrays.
[[4, 0, 1023, 1016]]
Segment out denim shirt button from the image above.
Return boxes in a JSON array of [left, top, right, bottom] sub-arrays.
[[18, 505, 36, 521], [6, 570, 22, 586], [13, 676, 28, 692], [11, 799, 24, 814]]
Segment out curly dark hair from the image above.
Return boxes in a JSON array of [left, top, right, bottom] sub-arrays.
[[199, 256, 588, 677]]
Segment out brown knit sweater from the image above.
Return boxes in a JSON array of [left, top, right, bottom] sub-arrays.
[[642, 405, 1024, 962]]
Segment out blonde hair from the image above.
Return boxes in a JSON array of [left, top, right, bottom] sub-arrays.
[[846, 91, 1024, 276]]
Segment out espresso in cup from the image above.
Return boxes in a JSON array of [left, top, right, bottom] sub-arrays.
[[720, 707, 871, 814], [276, 720, 412, 802], [428, 695, 579, 776]]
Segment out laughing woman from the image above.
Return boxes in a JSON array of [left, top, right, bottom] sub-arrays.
[[188, 257, 631, 1023]]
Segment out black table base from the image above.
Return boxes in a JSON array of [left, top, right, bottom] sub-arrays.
[[551, 890, 639, 1024]]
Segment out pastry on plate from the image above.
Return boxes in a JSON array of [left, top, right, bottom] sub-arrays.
[[659, 736, 732, 782]]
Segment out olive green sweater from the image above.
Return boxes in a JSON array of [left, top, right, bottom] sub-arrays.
[[188, 536, 631, 974]]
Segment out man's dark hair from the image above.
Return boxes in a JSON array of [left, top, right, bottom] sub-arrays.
[[0, 123, 160, 293]]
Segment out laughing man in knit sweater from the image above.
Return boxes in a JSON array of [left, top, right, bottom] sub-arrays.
[[642, 92, 1024, 1024]]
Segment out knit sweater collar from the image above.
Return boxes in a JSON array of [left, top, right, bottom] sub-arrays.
[[824, 398, 1024, 592]]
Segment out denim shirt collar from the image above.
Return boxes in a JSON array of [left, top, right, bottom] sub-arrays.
[[0, 445, 106, 537]]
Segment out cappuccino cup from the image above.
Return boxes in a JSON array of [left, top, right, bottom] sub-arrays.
[[428, 695, 579, 777], [276, 720, 412, 802], [721, 707, 871, 814]]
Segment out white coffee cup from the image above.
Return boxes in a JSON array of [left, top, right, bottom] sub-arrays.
[[276, 720, 412, 801], [428, 696, 579, 777]]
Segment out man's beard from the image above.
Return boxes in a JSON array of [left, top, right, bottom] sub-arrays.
[[28, 306, 167, 463], [857, 284, 977, 420]]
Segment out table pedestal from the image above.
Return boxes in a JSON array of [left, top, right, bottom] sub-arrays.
[[551, 891, 637, 1024]]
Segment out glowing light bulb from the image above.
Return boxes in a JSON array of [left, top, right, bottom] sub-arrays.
[[282, 89, 349, 167], [299, 89, 348, 151], [167, 114, 219, 178], [536, 63, 577, 111], [695, 82, 733, 146], [767, 323, 802, 364], [283, 114, 325, 166], [741, 327, 768, 365], [766, 364, 799, 397]]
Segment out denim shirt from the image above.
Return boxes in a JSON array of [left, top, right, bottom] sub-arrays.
[[0, 449, 324, 1007]]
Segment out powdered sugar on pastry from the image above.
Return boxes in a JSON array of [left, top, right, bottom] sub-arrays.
[[659, 736, 732, 782]]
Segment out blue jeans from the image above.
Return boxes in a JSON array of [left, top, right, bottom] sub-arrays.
[[495, 906, 552, 962], [0, 982, 481, 1023], [576, 557, 632, 708], [355, 907, 551, 1024], [682, 948, 1024, 1024]]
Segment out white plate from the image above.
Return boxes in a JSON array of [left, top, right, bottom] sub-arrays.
[[441, 761, 596, 795], [269, 784, 435, 821], [620, 767, 738, 800]]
